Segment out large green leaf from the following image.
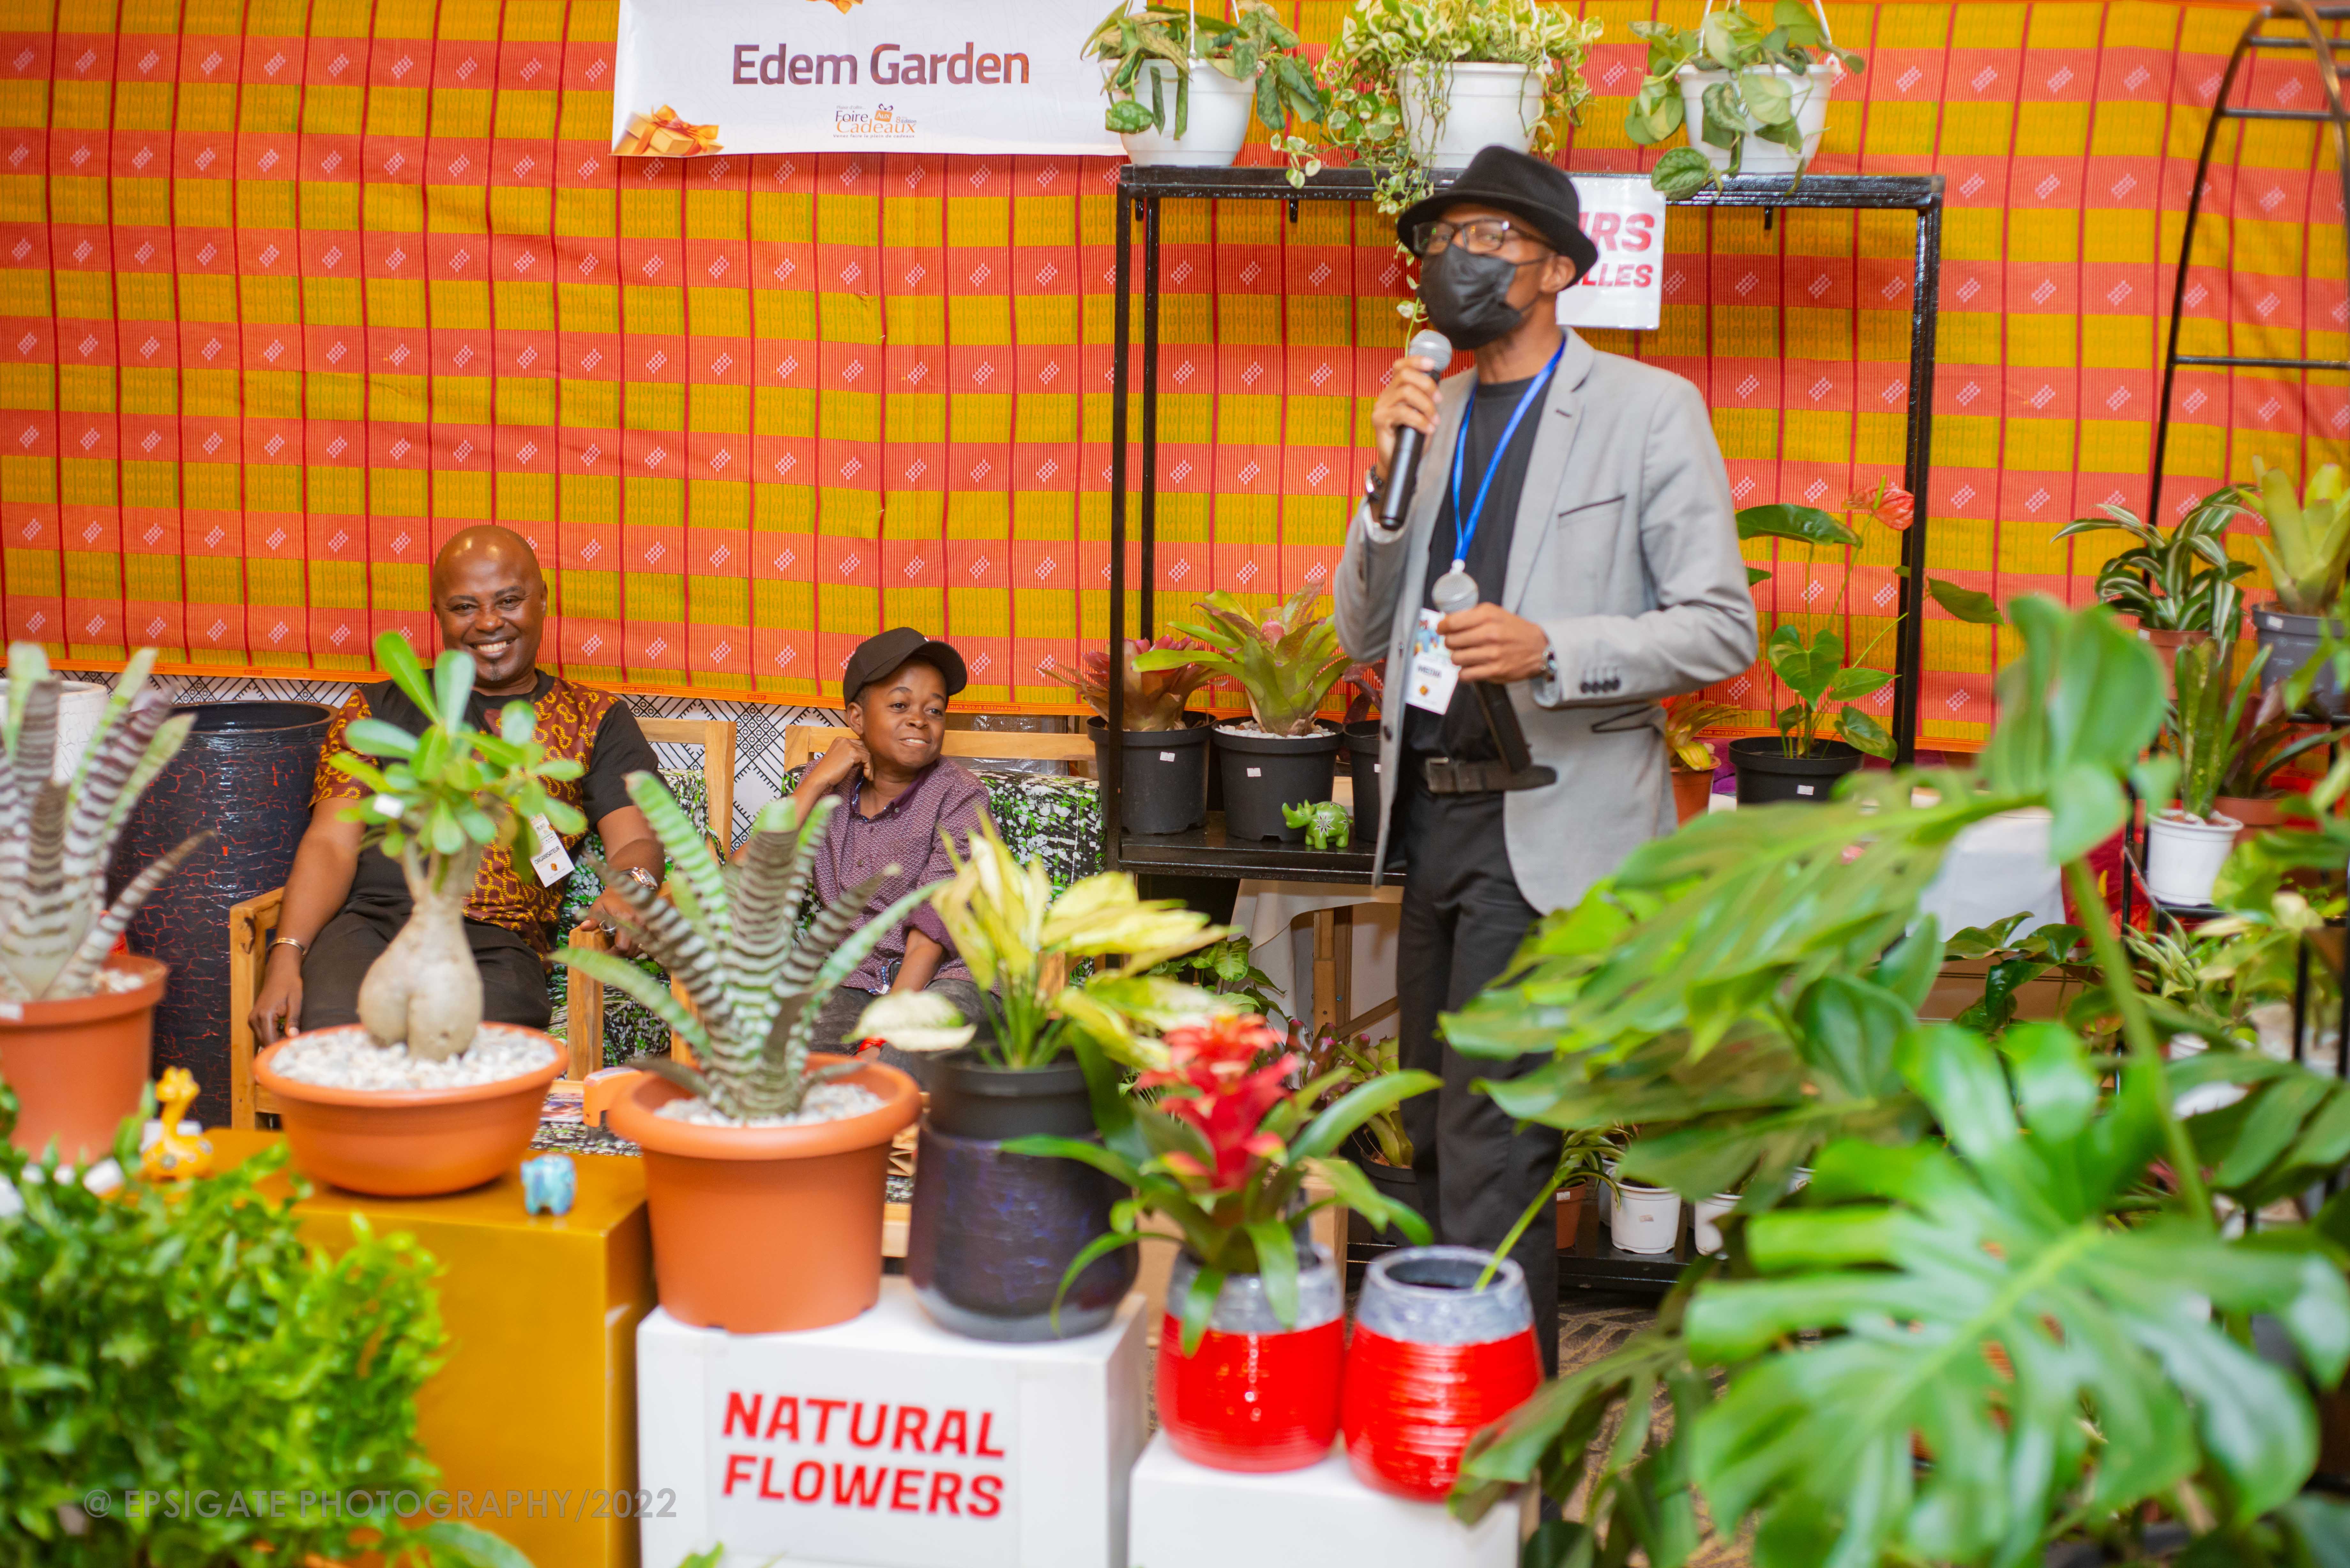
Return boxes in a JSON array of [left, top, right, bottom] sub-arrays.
[[1765, 623, 1843, 708], [1976, 597, 2165, 860], [1927, 577, 2004, 625], [1738, 503, 1860, 550]]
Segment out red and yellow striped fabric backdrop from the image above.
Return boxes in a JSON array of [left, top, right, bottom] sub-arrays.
[[0, 0, 2339, 747]]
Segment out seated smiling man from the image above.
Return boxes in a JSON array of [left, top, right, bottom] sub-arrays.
[[249, 525, 665, 1046], [786, 628, 994, 1082]]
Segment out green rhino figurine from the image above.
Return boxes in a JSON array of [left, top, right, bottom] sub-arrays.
[[1281, 799, 1353, 850]]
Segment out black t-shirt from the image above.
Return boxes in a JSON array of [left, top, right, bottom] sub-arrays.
[[1405, 372, 1546, 760]]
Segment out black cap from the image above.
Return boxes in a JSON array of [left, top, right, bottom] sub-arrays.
[[841, 627, 968, 707], [1395, 145, 1601, 281]]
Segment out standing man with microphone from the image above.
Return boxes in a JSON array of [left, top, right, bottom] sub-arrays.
[[1334, 147, 1757, 1370]]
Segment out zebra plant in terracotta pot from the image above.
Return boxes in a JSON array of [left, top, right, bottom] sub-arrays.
[[558, 776, 936, 1335], [253, 632, 585, 1199], [0, 644, 208, 1166]]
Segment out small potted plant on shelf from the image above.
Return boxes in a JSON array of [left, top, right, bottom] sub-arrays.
[[1010, 1012, 1436, 1472], [2054, 486, 2250, 693], [1087, 0, 1327, 170], [1136, 584, 1354, 842], [1663, 694, 1739, 824], [1298, 1022, 1419, 1225], [1626, 0, 1865, 196], [0, 645, 206, 1167], [1315, 0, 1601, 215], [1046, 636, 1217, 835], [1152, 931, 1283, 1017], [858, 820, 1230, 1342], [559, 777, 934, 1334], [2245, 457, 2350, 716], [2213, 698, 2338, 843], [254, 634, 585, 1199], [2146, 639, 2258, 908]]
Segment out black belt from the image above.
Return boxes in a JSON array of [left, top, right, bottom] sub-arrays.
[[1422, 756, 1518, 795]]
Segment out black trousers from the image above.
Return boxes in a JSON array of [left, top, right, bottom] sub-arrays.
[[1394, 764, 1563, 1376], [297, 902, 554, 1034]]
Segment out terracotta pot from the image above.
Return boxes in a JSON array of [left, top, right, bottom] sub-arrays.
[[1671, 766, 1714, 825], [607, 1057, 921, 1334], [254, 1023, 564, 1198], [1340, 1246, 1543, 1499], [1158, 1246, 1344, 1472], [0, 954, 165, 1166], [1554, 1182, 1587, 1248], [2214, 793, 2294, 848], [2134, 624, 2210, 698]]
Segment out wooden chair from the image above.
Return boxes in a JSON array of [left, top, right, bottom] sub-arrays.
[[226, 716, 737, 1129], [782, 725, 1094, 770]]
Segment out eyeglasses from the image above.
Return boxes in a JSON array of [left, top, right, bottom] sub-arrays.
[[1410, 218, 1550, 258]]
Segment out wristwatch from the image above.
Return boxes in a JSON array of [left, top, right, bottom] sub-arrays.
[[625, 866, 660, 892], [1361, 462, 1385, 500]]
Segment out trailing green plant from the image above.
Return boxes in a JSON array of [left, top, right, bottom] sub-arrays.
[[1313, 0, 1602, 239], [555, 775, 938, 1119], [0, 644, 207, 1004], [1939, 914, 2088, 1037], [2247, 457, 2350, 616], [0, 1082, 527, 1568], [329, 631, 588, 1060], [1137, 583, 1353, 737], [1040, 636, 1213, 732], [1086, 0, 1327, 166], [1625, 0, 1865, 195], [2055, 486, 2252, 637], [1151, 931, 1281, 1019], [2166, 639, 2263, 820]]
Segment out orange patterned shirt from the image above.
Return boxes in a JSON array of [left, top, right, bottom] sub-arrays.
[[311, 670, 658, 949]]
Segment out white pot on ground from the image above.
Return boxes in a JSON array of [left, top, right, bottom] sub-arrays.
[[2145, 809, 2240, 907], [1693, 1191, 1739, 1255], [1609, 1181, 1684, 1255], [0, 676, 112, 780], [1116, 60, 1257, 167], [1674, 63, 1837, 175], [1397, 61, 1544, 170]]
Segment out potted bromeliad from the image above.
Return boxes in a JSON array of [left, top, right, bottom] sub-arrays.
[[1010, 1012, 1435, 1471], [2055, 485, 2251, 693], [2245, 458, 2350, 716], [1048, 636, 1217, 835], [1088, 0, 1326, 170], [255, 633, 582, 1199], [858, 820, 1229, 1342], [559, 777, 934, 1334], [1315, 0, 1601, 212], [1137, 584, 1354, 842], [1663, 693, 1737, 823], [1626, 0, 1865, 195], [0, 645, 206, 1167]]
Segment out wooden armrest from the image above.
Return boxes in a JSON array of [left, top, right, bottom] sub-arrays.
[[227, 886, 287, 1132], [561, 920, 613, 1081]]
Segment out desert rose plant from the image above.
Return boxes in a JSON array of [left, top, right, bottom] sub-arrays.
[[1009, 1012, 1436, 1349], [1138, 584, 1353, 737], [1040, 636, 1213, 731], [0, 645, 208, 1003], [328, 631, 588, 1060]]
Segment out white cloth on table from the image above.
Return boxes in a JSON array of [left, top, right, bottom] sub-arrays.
[[1228, 878, 1401, 1042]]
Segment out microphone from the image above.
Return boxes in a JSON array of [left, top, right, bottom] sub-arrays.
[[1374, 329, 1453, 529], [1431, 547, 1557, 792]]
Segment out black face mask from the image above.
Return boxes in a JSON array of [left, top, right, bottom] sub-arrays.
[[1418, 246, 1537, 352]]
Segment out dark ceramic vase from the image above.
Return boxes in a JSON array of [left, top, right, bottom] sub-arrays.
[[904, 1052, 1137, 1342], [110, 701, 332, 1125]]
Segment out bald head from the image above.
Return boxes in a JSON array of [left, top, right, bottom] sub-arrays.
[[431, 525, 547, 697]]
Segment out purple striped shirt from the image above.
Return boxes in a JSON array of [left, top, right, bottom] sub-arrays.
[[812, 758, 992, 992]]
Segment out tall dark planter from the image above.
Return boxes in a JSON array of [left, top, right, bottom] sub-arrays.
[[1729, 735, 1865, 806], [2254, 602, 2348, 717], [1089, 712, 1211, 834], [111, 701, 331, 1124], [905, 1053, 1137, 1342], [1216, 724, 1341, 842]]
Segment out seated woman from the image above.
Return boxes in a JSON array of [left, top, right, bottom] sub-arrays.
[[788, 628, 994, 1080]]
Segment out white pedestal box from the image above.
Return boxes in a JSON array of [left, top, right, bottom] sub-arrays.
[[639, 1282, 1148, 1568], [1127, 1432, 1531, 1568]]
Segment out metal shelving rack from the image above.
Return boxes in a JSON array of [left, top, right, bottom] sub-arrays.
[[1101, 163, 1947, 900]]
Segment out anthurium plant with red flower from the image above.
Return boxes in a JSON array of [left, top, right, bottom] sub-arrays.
[[1006, 1012, 1437, 1351]]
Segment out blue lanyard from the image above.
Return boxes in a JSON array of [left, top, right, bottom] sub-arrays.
[[1446, 338, 1566, 573]]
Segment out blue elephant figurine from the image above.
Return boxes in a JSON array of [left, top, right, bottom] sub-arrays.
[[521, 1153, 576, 1217]]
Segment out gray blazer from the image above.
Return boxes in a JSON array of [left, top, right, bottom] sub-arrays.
[[1334, 330, 1758, 914]]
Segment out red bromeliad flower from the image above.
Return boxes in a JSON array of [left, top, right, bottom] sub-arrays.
[[1141, 1014, 1297, 1190], [1846, 478, 1915, 532]]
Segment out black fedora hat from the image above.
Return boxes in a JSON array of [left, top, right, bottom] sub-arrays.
[[1395, 146, 1600, 280]]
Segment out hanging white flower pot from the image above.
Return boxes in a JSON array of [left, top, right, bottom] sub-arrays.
[[2145, 810, 2240, 908], [1674, 62, 1837, 175], [1396, 61, 1545, 170], [1116, 60, 1258, 167]]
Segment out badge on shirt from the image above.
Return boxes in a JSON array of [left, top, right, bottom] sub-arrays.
[[1406, 607, 1463, 714], [526, 814, 575, 886]]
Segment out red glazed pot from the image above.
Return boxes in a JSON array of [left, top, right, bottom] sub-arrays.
[[1157, 1246, 1344, 1472], [1341, 1246, 1543, 1500]]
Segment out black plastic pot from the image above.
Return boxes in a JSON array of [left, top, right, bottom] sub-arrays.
[[111, 700, 333, 1125], [905, 1052, 1137, 1341], [2254, 602, 2348, 717], [1341, 720, 1385, 848], [1216, 723, 1341, 842], [1729, 736, 1865, 806], [1089, 712, 1210, 835]]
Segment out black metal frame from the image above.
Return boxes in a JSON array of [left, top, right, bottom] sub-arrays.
[[1101, 164, 1946, 891], [2149, 1, 2350, 516]]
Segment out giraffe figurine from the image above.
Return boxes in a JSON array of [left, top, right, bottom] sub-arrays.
[[139, 1068, 213, 1183]]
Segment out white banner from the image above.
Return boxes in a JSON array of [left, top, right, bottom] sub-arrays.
[[611, 0, 1125, 158], [1556, 177, 1667, 333]]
